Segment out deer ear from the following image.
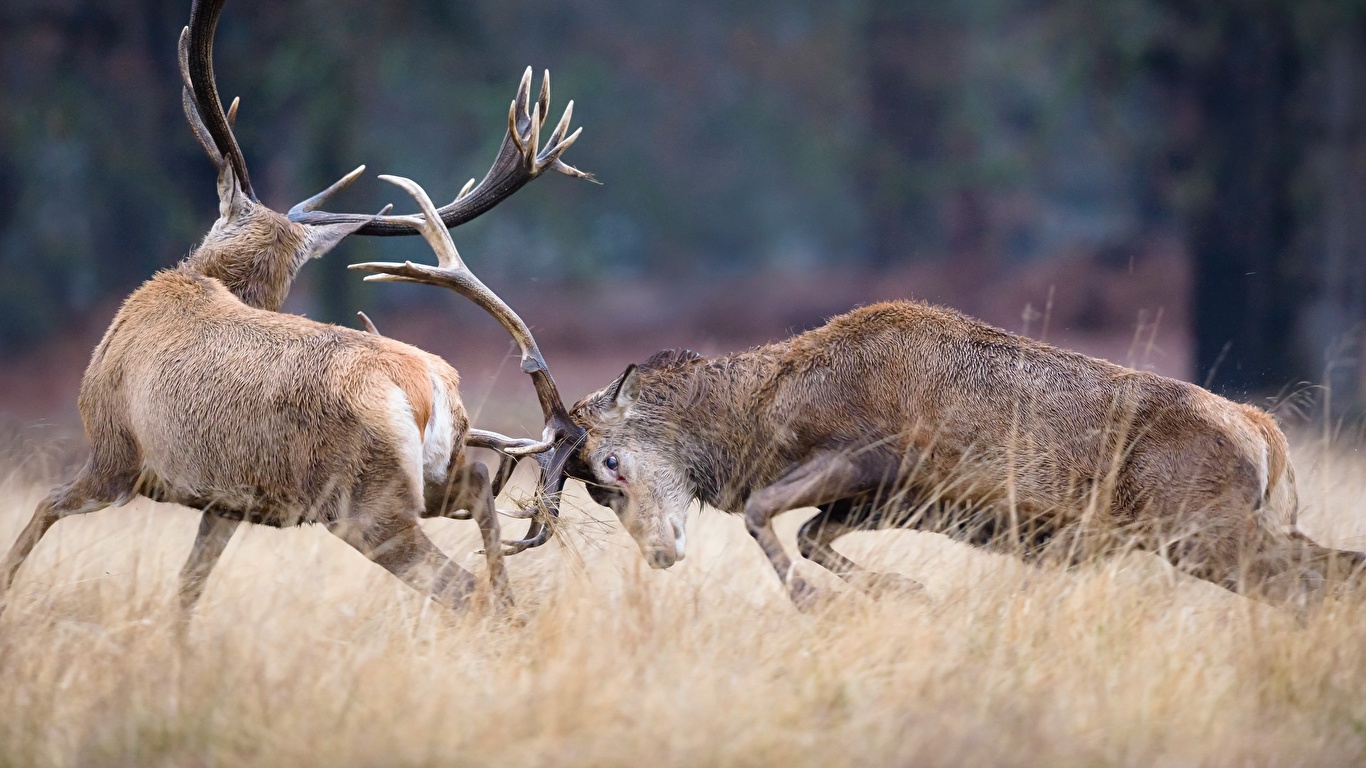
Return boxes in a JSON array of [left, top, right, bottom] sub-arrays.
[[604, 364, 640, 419], [302, 220, 371, 261], [216, 166, 251, 221], [303, 204, 391, 261]]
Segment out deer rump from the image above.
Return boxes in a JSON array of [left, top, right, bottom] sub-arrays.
[[766, 304, 1280, 528], [84, 271, 463, 529]]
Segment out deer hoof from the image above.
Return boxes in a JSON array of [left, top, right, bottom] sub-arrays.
[[787, 577, 836, 612]]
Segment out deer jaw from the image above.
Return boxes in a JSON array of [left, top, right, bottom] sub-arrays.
[[614, 455, 691, 569]]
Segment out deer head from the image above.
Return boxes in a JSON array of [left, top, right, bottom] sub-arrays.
[[566, 354, 709, 568]]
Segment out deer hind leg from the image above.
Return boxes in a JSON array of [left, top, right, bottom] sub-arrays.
[[797, 498, 926, 599], [424, 459, 512, 611], [1235, 531, 1366, 607], [742, 449, 896, 609], [177, 511, 241, 617], [0, 465, 133, 615], [328, 509, 478, 614]]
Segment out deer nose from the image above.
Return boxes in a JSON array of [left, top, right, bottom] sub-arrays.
[[647, 548, 677, 569]]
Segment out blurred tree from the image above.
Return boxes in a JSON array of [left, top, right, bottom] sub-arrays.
[[0, 0, 1363, 410], [1138, 1, 1366, 409], [1177, 3, 1307, 397], [861, 0, 962, 267], [1302, 14, 1366, 415]]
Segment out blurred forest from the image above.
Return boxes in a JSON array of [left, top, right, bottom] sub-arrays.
[[2, 0, 1366, 418]]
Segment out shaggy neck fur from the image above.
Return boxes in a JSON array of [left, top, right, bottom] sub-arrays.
[[179, 207, 310, 312], [631, 347, 795, 512]]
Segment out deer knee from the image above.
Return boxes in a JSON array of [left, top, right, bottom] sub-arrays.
[[426, 459, 492, 520], [743, 499, 773, 537]]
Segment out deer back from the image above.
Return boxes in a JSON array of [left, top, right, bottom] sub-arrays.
[[573, 301, 1286, 528], [80, 270, 466, 525]]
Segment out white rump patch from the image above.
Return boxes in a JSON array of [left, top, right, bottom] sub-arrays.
[[385, 385, 425, 496], [421, 367, 455, 483], [1258, 443, 1269, 501]]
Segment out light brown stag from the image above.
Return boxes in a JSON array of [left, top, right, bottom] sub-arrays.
[[565, 301, 1365, 607], [0, 0, 586, 619]]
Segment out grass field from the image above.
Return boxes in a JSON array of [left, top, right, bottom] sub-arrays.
[[1, 439, 1365, 767]]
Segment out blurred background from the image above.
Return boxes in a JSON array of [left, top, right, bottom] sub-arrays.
[[2, 0, 1365, 435]]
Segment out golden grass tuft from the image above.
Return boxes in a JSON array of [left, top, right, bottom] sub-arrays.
[[2, 442, 1365, 767]]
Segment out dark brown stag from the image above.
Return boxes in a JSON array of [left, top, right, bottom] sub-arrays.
[[565, 301, 1364, 607]]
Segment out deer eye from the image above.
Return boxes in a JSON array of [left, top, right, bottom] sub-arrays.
[[604, 455, 619, 472]]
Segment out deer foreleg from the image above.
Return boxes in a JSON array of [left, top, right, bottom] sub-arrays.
[[328, 514, 478, 613], [742, 450, 895, 608], [454, 460, 513, 611], [426, 458, 515, 610]]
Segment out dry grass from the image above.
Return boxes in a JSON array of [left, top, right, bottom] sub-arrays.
[[1, 442, 1365, 768]]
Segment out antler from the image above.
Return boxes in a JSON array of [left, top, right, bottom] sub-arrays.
[[350, 175, 585, 554], [294, 68, 594, 236], [182, 0, 254, 200], [180, 0, 365, 217], [182, 1, 590, 236]]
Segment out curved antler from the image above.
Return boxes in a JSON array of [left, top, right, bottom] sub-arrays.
[[351, 175, 586, 553], [181, 2, 368, 217], [293, 68, 594, 236], [184, 0, 254, 201]]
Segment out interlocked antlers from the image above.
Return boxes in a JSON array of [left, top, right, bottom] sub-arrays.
[[352, 176, 586, 555]]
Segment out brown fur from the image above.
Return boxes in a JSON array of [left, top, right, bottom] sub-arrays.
[[568, 300, 1364, 607], [0, 210, 514, 620], [0, 0, 585, 622], [178, 202, 315, 311]]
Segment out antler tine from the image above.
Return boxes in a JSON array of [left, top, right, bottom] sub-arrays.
[[287, 165, 368, 220], [547, 99, 573, 149], [467, 428, 555, 457], [356, 311, 380, 335], [537, 69, 551, 128], [527, 103, 542, 171], [369, 175, 465, 270], [185, 0, 255, 200], [293, 67, 593, 235]]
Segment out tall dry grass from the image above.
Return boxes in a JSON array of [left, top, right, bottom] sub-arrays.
[[1, 439, 1365, 767]]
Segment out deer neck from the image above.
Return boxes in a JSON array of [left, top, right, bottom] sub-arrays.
[[180, 213, 311, 311], [657, 354, 788, 511]]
